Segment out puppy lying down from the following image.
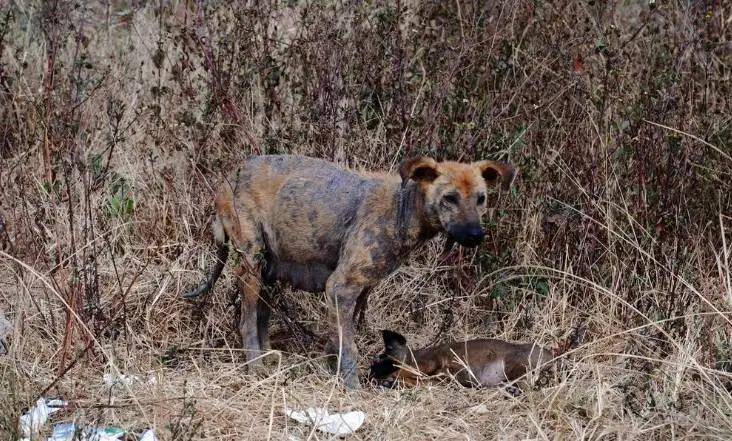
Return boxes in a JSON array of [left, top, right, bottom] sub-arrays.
[[369, 330, 553, 388]]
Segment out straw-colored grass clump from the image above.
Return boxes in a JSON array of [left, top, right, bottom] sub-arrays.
[[1, 1, 730, 439]]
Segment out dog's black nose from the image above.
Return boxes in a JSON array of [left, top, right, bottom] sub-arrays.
[[450, 224, 485, 247], [465, 226, 485, 242]]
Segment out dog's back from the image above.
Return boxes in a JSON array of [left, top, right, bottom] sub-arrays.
[[228, 155, 380, 221], [217, 155, 388, 292], [439, 339, 553, 386]]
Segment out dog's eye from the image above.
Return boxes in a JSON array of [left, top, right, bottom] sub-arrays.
[[443, 194, 459, 205], [476, 193, 486, 205]]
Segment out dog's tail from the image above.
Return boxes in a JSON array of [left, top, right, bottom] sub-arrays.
[[183, 241, 229, 300]]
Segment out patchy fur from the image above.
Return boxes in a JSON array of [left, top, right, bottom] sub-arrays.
[[185, 155, 515, 388]]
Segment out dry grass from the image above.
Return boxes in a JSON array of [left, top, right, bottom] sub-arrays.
[[1, 0, 731, 439]]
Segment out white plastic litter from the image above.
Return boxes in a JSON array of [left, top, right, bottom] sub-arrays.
[[284, 406, 366, 436], [88, 426, 125, 441], [16, 397, 147, 441], [47, 423, 76, 441], [47, 423, 125, 441], [139, 429, 159, 441], [18, 398, 67, 438]]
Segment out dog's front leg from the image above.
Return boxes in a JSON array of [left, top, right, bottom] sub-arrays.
[[325, 271, 363, 389]]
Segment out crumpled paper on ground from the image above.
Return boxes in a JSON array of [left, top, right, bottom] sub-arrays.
[[284, 405, 365, 436]]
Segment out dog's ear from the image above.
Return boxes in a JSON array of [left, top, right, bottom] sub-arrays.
[[382, 329, 407, 348], [381, 330, 408, 361], [399, 157, 439, 186], [474, 160, 516, 191]]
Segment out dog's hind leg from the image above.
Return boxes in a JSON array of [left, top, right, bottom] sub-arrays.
[[257, 286, 272, 351], [353, 288, 370, 331], [216, 184, 268, 370], [231, 237, 266, 369], [234, 255, 265, 369]]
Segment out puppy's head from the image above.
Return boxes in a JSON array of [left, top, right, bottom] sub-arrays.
[[369, 330, 420, 388], [399, 157, 515, 248]]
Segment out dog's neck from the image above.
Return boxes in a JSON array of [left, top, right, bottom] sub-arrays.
[[394, 345, 446, 379], [395, 182, 439, 249]]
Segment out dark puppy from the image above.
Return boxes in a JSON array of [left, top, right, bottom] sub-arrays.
[[370, 330, 552, 388]]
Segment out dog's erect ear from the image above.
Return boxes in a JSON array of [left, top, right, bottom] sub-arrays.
[[399, 157, 439, 186], [474, 160, 516, 191], [381, 330, 408, 361]]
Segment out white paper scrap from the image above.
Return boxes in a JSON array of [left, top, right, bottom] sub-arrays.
[[284, 406, 365, 436]]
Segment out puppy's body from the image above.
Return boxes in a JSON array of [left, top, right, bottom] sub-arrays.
[[185, 155, 515, 388], [371, 331, 552, 388]]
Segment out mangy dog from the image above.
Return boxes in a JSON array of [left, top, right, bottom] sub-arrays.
[[184, 155, 515, 388], [369, 330, 553, 388]]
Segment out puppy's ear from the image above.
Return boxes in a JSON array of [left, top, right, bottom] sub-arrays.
[[382, 329, 407, 348], [399, 157, 439, 186], [474, 160, 516, 191], [381, 330, 408, 361]]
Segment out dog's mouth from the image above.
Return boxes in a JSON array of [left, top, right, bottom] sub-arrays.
[[368, 375, 396, 388], [447, 225, 485, 248], [452, 235, 483, 248], [369, 357, 399, 388]]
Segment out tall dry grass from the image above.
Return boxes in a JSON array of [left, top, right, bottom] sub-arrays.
[[0, 0, 730, 439]]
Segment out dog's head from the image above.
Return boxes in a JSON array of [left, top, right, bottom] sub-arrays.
[[369, 330, 421, 388], [399, 157, 516, 247]]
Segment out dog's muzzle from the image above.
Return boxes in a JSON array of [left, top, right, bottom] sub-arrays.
[[369, 376, 396, 388], [448, 224, 485, 248]]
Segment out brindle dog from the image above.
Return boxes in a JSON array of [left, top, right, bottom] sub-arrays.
[[370, 330, 553, 388], [184, 155, 515, 388]]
